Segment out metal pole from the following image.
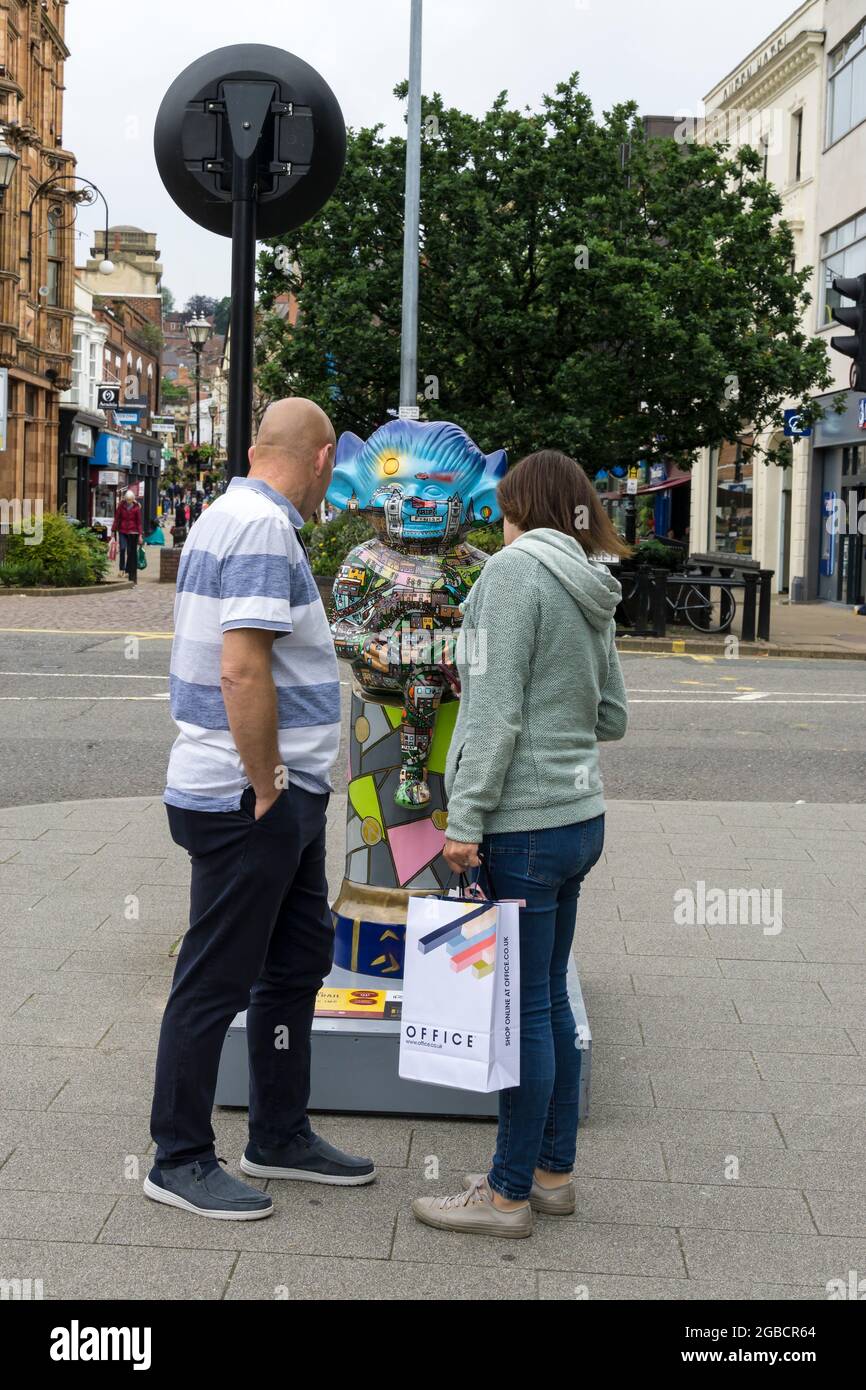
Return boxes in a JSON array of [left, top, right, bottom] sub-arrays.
[[226, 151, 257, 478], [194, 347, 202, 449], [399, 0, 423, 411]]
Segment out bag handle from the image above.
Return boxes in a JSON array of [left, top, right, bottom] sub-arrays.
[[441, 862, 492, 901]]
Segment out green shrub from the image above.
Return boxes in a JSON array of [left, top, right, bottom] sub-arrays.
[[1, 513, 109, 587], [0, 557, 45, 587], [466, 524, 503, 555], [629, 539, 683, 570], [305, 511, 376, 576]]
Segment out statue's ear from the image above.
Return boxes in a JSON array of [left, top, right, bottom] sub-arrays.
[[328, 432, 366, 510], [467, 448, 508, 524]]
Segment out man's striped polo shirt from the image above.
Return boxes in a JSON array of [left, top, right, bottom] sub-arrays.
[[164, 476, 341, 812]]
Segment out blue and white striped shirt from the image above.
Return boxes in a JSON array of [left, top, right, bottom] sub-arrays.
[[164, 476, 341, 812]]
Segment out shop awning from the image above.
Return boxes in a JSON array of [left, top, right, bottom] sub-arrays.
[[606, 465, 692, 498]]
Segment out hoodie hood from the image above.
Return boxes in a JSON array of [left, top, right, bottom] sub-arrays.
[[509, 528, 621, 632]]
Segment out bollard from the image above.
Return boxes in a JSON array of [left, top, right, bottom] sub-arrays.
[[651, 568, 668, 636], [758, 569, 773, 641], [634, 566, 652, 634], [742, 571, 758, 641]]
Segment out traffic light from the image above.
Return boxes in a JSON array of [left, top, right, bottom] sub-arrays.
[[829, 273, 866, 388]]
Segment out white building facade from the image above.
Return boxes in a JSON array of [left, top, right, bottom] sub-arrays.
[[809, 0, 866, 603], [688, 0, 827, 597]]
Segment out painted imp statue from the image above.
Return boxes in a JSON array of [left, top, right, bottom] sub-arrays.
[[327, 420, 507, 810]]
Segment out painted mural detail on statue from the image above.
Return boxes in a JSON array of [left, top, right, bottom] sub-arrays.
[[327, 419, 506, 810], [325, 419, 506, 980]]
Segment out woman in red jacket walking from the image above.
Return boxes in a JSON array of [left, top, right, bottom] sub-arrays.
[[112, 490, 143, 585]]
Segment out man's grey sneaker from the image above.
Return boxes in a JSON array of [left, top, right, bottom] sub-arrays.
[[240, 1131, 376, 1186], [413, 1175, 533, 1238], [464, 1170, 575, 1215], [143, 1158, 273, 1220]]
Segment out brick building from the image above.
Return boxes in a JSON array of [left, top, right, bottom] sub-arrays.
[[0, 0, 76, 511]]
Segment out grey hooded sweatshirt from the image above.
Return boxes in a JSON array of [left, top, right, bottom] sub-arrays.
[[443, 527, 628, 843]]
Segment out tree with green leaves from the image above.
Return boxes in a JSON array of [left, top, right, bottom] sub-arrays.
[[185, 295, 218, 320], [256, 75, 834, 473], [213, 296, 231, 336]]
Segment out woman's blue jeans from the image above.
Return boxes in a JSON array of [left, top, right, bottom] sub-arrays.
[[480, 815, 605, 1202]]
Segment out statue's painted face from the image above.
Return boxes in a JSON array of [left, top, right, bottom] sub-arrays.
[[328, 420, 506, 548]]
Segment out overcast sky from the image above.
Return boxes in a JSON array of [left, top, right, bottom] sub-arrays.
[[64, 0, 795, 305]]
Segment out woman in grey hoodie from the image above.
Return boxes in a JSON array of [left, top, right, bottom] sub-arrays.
[[412, 450, 630, 1239]]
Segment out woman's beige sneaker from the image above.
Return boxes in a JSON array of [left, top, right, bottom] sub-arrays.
[[412, 1176, 533, 1238], [464, 1171, 575, 1215]]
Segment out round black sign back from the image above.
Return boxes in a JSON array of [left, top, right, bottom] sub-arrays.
[[154, 44, 346, 238]]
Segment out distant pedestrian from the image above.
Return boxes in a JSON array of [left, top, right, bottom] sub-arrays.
[[112, 490, 143, 585], [172, 499, 187, 548]]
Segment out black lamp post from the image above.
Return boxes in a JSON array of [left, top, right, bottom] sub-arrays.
[[185, 316, 212, 448], [154, 45, 345, 478]]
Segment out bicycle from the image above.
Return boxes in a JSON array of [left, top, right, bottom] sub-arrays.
[[619, 570, 737, 634]]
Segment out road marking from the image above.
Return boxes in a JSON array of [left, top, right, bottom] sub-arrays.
[[629, 697, 866, 704], [0, 694, 169, 702], [626, 688, 866, 696], [0, 627, 173, 639], [0, 670, 166, 680]]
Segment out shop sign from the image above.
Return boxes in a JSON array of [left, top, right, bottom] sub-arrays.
[[72, 424, 94, 455], [784, 409, 812, 437], [98, 470, 122, 486], [649, 462, 668, 485]]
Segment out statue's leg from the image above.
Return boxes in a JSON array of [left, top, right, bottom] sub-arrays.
[[395, 675, 443, 809]]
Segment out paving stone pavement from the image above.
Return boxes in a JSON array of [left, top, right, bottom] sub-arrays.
[[0, 558, 175, 633], [0, 795, 864, 1301]]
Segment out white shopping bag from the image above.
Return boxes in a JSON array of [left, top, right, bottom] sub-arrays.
[[399, 894, 520, 1093]]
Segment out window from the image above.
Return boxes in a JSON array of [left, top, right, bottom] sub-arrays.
[[708, 441, 754, 556], [792, 110, 803, 181], [827, 20, 866, 144], [820, 211, 866, 324], [46, 207, 62, 306], [71, 333, 84, 405], [89, 340, 99, 409]]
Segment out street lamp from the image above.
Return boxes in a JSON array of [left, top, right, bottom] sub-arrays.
[[0, 135, 20, 201], [24, 175, 114, 289], [185, 316, 212, 449]]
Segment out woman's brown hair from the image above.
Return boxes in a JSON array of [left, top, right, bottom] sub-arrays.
[[496, 450, 632, 558]]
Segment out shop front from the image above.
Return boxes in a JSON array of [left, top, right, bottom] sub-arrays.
[[811, 390, 866, 604], [90, 432, 133, 538], [597, 461, 692, 544], [57, 408, 103, 522], [130, 435, 162, 534], [708, 440, 754, 556]]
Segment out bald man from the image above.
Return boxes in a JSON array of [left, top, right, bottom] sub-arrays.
[[148, 398, 375, 1220]]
